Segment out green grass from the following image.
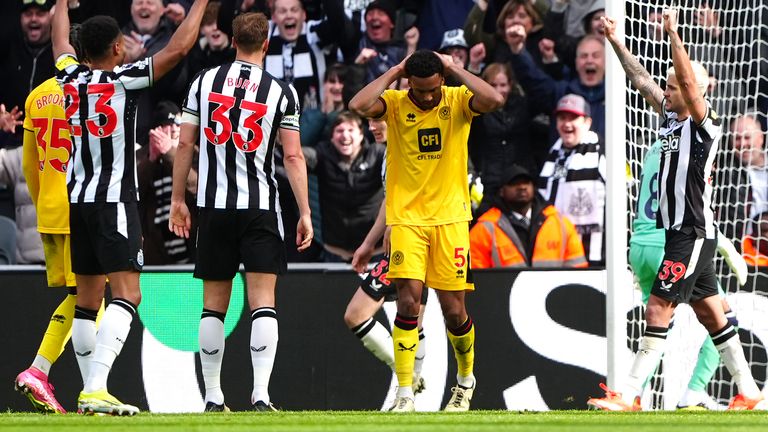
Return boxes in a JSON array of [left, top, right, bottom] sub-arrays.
[[1, 411, 768, 432]]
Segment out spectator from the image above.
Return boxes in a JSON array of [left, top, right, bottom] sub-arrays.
[[414, 0, 474, 51], [0, 0, 55, 149], [299, 63, 349, 148], [123, 0, 191, 145], [538, 94, 605, 266], [303, 111, 386, 262], [136, 101, 197, 265], [0, 145, 44, 264], [0, 104, 23, 134], [543, 0, 605, 73], [0, 215, 15, 264], [717, 114, 768, 250], [437, 29, 485, 82], [264, 0, 347, 111], [470, 164, 586, 268], [368, 116, 387, 146], [548, 0, 601, 39], [352, 1, 416, 86], [464, 0, 561, 79], [743, 211, 768, 266], [66, 0, 133, 27], [507, 26, 605, 142], [187, 1, 236, 77], [468, 62, 535, 218]]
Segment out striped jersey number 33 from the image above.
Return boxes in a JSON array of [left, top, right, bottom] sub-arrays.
[[204, 92, 269, 153]]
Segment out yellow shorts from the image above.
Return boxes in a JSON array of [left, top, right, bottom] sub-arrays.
[[388, 222, 474, 291], [41, 233, 76, 288]]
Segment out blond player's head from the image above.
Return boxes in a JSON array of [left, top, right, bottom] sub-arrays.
[[663, 61, 710, 114], [666, 61, 710, 96]]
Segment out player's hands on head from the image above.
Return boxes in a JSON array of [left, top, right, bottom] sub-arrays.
[[168, 200, 191, 239], [0, 104, 23, 133], [296, 214, 313, 252], [437, 52, 457, 73], [601, 16, 617, 40], [662, 8, 678, 35]]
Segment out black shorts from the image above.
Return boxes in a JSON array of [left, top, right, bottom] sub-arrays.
[[360, 258, 429, 304], [194, 208, 287, 280], [70, 202, 143, 275], [651, 227, 718, 304]]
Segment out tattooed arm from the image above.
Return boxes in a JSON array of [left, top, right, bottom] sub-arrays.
[[602, 15, 664, 115], [664, 9, 708, 124]]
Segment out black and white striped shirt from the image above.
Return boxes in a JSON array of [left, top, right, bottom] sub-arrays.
[[57, 56, 154, 203], [265, 21, 327, 111], [182, 60, 300, 210], [657, 100, 721, 239], [538, 131, 606, 263]]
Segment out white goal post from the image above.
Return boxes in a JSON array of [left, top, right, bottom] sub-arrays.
[[606, 0, 768, 409]]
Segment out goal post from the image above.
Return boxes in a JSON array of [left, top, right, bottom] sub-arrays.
[[607, 0, 768, 409], [604, 0, 630, 391]]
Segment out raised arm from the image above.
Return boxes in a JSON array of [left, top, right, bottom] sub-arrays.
[[52, 0, 76, 60], [438, 53, 503, 113], [602, 15, 664, 115], [663, 9, 708, 124], [152, 0, 209, 80], [348, 60, 405, 118]]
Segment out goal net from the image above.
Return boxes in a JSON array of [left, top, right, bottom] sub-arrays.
[[620, 0, 768, 409]]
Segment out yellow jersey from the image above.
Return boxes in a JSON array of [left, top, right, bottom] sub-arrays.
[[379, 85, 478, 226], [22, 75, 72, 234]]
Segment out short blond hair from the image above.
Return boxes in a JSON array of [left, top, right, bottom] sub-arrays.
[[667, 61, 709, 95]]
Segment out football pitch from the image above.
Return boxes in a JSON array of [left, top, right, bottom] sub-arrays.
[[1, 411, 768, 432]]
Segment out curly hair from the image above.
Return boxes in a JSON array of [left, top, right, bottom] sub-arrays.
[[79, 16, 122, 62], [404, 50, 443, 79]]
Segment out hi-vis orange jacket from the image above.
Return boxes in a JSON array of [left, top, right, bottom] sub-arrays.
[[742, 236, 768, 266], [470, 205, 587, 268]]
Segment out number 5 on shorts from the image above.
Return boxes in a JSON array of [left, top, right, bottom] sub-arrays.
[[454, 247, 466, 268]]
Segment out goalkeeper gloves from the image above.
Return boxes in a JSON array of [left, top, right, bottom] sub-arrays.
[[717, 231, 748, 286]]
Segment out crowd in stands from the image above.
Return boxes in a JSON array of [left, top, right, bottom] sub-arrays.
[[0, 0, 766, 269]]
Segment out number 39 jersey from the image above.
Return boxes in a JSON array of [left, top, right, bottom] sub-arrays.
[[181, 60, 300, 210], [56, 55, 154, 203]]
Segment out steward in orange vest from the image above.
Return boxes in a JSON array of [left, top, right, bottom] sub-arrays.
[[742, 236, 768, 267], [470, 165, 587, 268]]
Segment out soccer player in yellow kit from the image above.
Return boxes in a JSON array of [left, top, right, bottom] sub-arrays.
[[350, 50, 503, 412], [14, 26, 102, 414]]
